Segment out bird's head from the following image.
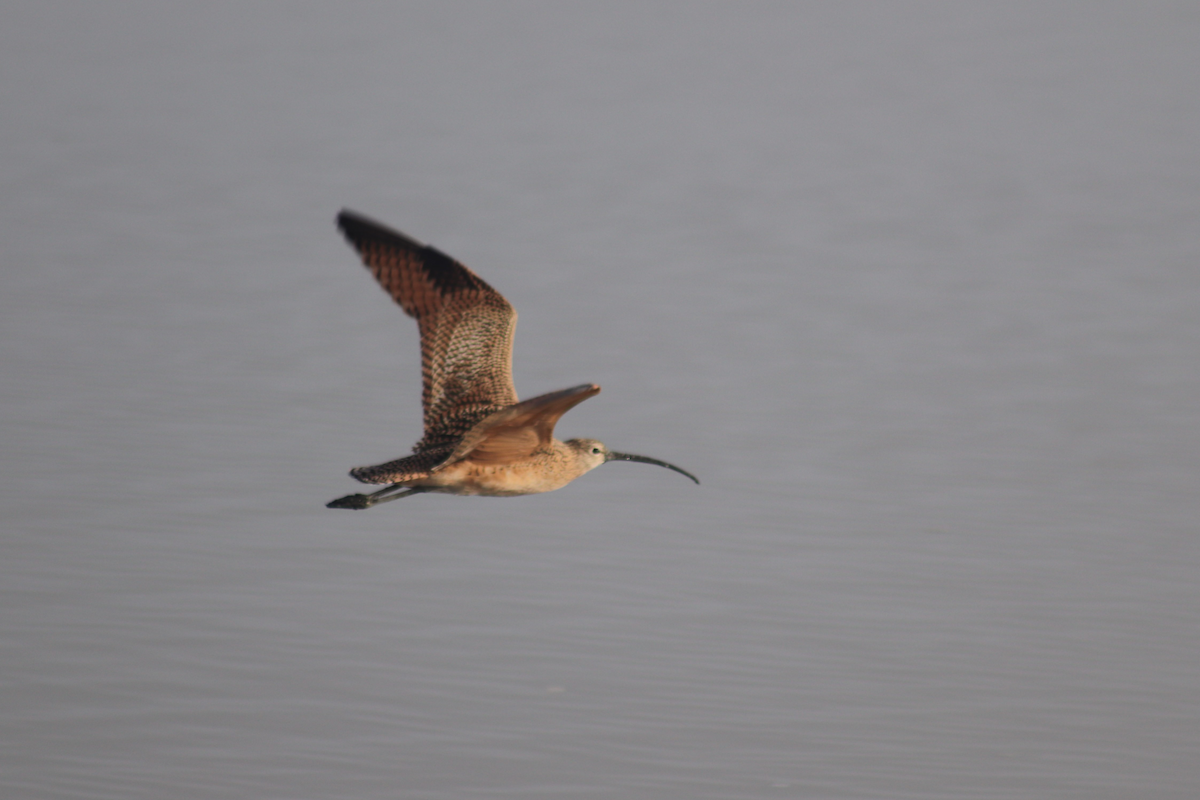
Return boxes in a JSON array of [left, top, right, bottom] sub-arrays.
[[564, 439, 699, 484]]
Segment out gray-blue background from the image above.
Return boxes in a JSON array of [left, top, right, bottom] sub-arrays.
[[3, 3, 1198, 798]]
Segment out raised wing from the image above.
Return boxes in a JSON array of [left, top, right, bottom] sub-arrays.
[[444, 383, 601, 467], [337, 210, 519, 451]]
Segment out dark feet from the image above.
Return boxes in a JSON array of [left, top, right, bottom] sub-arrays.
[[326, 485, 427, 509], [327, 493, 373, 510]]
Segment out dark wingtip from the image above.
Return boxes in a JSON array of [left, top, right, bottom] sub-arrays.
[[335, 209, 492, 295], [336, 209, 428, 250]]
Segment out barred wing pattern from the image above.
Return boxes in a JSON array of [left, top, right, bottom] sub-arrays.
[[347, 383, 600, 485], [336, 211, 519, 454], [347, 448, 454, 485]]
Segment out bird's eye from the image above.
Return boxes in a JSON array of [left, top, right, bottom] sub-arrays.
[[592, 447, 602, 455]]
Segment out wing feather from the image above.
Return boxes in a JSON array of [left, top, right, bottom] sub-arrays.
[[442, 384, 601, 467], [336, 210, 519, 451]]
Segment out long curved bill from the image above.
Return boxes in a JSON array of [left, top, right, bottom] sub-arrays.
[[606, 451, 700, 484]]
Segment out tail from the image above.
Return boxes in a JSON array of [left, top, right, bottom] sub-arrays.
[[348, 448, 451, 485]]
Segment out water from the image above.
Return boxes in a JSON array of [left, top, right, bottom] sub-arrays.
[[3, 3, 1199, 798]]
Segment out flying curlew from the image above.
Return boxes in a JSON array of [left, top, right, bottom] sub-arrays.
[[326, 210, 699, 509]]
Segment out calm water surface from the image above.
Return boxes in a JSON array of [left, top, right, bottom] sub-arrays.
[[3, 3, 1199, 798]]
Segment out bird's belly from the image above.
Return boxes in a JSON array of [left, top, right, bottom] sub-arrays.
[[419, 459, 577, 497]]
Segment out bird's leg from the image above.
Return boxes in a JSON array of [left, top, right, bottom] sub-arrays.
[[326, 484, 429, 510], [367, 485, 429, 506]]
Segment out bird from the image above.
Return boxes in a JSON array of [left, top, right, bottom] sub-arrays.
[[326, 210, 698, 509]]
